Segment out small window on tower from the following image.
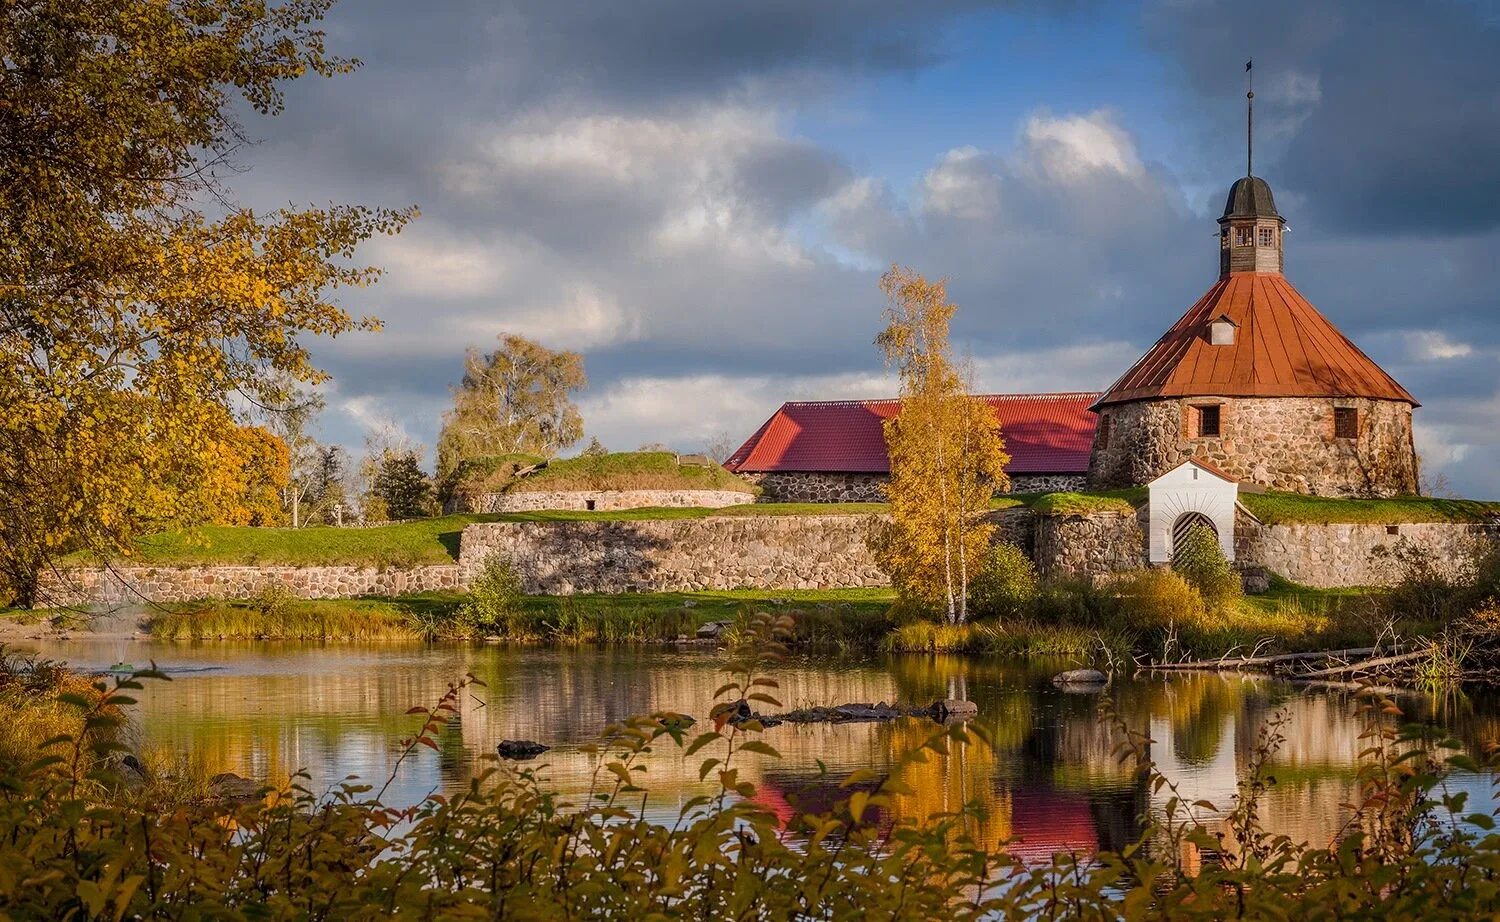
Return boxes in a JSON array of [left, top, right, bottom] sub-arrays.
[[1334, 407, 1358, 439], [1098, 415, 1111, 449], [1195, 405, 1222, 438], [1259, 227, 1275, 247], [1235, 227, 1253, 247]]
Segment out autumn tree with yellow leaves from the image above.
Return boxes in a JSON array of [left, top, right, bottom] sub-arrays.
[[0, 0, 411, 605], [872, 268, 1009, 624]]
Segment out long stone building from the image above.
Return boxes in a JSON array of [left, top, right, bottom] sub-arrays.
[[725, 393, 1099, 501], [1087, 173, 1419, 497]]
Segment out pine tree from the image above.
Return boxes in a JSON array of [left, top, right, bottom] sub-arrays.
[[374, 451, 434, 520]]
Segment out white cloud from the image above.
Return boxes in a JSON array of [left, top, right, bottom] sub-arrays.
[[921, 146, 1002, 220], [364, 225, 508, 298], [454, 284, 643, 351], [1021, 110, 1144, 183], [1407, 330, 1473, 360]]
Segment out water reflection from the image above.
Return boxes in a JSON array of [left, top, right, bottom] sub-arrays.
[[22, 638, 1500, 861]]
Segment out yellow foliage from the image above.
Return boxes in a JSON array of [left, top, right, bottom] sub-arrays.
[[871, 267, 1009, 622], [0, 1, 412, 604]]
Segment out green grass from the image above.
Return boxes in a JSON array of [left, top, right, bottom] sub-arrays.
[[509, 451, 756, 494], [1024, 488, 1145, 517], [1239, 492, 1500, 525], [78, 505, 887, 567], [72, 514, 505, 568]]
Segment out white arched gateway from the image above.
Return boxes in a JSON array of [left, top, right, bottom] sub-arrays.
[[1148, 457, 1239, 564]]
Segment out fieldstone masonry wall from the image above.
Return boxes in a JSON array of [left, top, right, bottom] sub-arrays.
[[458, 515, 887, 593], [39, 565, 462, 607], [1033, 508, 1147, 581], [1089, 397, 1418, 497], [744, 471, 1086, 503], [1235, 517, 1500, 588], [742, 472, 888, 503], [40, 509, 1496, 606], [475, 489, 754, 513]]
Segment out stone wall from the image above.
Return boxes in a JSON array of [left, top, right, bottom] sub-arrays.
[[474, 489, 754, 513], [743, 470, 1085, 503], [1033, 508, 1147, 581], [1235, 516, 1499, 588], [1009, 473, 1088, 493], [742, 471, 888, 503], [458, 515, 886, 593], [39, 565, 462, 607], [1089, 396, 1418, 497], [41, 507, 1494, 606]]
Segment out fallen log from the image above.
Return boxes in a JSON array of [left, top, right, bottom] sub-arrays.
[[1146, 646, 1398, 672], [1297, 649, 1430, 679], [731, 699, 977, 728]]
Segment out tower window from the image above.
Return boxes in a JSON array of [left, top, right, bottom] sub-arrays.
[[1235, 227, 1253, 247], [1334, 407, 1358, 439], [1098, 414, 1111, 450], [1259, 227, 1276, 247], [1194, 405, 1221, 438]]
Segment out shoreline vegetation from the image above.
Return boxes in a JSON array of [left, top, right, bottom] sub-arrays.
[[124, 575, 1440, 667]]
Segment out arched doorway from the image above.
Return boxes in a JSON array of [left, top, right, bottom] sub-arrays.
[[1172, 512, 1217, 557]]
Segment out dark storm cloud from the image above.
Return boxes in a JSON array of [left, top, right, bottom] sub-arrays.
[[1145, 0, 1500, 235]]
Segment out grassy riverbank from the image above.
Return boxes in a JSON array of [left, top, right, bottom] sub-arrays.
[[142, 579, 1411, 666], [146, 588, 900, 646]]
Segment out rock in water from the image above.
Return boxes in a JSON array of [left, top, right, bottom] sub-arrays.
[[1052, 669, 1109, 688], [933, 699, 979, 720], [497, 739, 550, 760], [209, 772, 264, 802]]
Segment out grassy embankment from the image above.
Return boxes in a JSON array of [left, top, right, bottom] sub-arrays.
[[505, 450, 756, 493]]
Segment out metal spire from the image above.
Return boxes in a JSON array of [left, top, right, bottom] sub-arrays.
[[1245, 59, 1254, 177]]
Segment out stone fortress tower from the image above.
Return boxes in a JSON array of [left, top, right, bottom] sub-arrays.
[[1086, 166, 1420, 497]]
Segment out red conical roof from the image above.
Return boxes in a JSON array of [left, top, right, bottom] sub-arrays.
[[1093, 273, 1416, 409]]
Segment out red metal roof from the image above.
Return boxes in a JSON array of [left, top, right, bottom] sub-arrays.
[[725, 393, 1100, 475], [1094, 273, 1416, 409]]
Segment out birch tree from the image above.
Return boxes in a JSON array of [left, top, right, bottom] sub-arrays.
[[872, 268, 1009, 623]]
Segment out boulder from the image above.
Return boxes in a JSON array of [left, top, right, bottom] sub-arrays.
[[695, 620, 735, 640], [1052, 669, 1109, 688], [209, 772, 264, 802], [497, 740, 550, 760]]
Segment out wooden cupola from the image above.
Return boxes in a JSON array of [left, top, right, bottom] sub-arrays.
[[1217, 176, 1285, 277]]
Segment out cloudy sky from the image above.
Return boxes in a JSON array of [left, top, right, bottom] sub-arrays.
[[234, 0, 1500, 497]]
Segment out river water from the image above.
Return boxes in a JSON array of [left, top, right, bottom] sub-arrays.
[[19, 638, 1500, 862]]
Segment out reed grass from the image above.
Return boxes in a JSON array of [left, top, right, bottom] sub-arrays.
[[149, 599, 425, 641]]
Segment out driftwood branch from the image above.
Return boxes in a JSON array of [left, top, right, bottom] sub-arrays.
[[1145, 646, 1402, 672], [1297, 649, 1430, 679]]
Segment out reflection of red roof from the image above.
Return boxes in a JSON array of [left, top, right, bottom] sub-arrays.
[[1006, 791, 1099, 864], [1094, 273, 1416, 409], [726, 393, 1100, 475]]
